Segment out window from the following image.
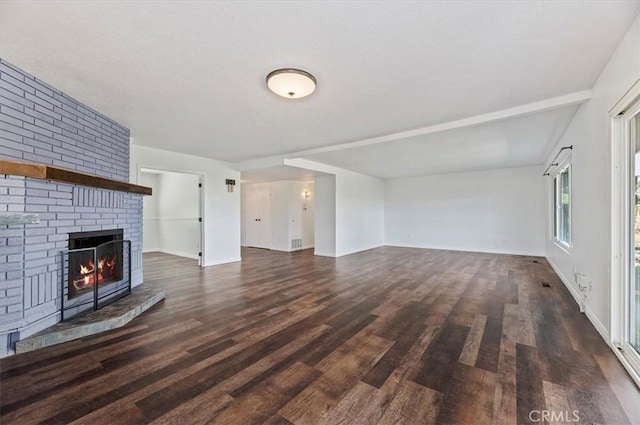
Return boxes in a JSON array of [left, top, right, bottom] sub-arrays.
[[553, 164, 571, 247]]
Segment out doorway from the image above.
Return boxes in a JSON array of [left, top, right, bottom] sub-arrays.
[[241, 181, 315, 252], [139, 168, 204, 265]]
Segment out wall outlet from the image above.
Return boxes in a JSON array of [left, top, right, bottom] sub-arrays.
[[573, 271, 592, 313]]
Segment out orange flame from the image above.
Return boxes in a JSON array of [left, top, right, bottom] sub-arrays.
[[73, 255, 118, 291]]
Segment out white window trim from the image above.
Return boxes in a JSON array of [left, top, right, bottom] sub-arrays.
[[551, 159, 572, 251]]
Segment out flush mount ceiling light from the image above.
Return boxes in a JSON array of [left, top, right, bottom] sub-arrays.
[[266, 68, 316, 99]]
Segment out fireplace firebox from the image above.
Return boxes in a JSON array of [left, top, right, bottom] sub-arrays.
[[62, 229, 131, 320], [68, 229, 123, 299]]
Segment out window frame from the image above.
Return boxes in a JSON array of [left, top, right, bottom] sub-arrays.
[[552, 161, 572, 249]]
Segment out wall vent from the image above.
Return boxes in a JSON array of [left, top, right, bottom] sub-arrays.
[[291, 239, 303, 249]]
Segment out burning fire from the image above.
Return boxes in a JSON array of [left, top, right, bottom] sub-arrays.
[[73, 256, 118, 290]]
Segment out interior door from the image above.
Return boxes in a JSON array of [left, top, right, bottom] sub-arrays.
[[246, 189, 271, 249]]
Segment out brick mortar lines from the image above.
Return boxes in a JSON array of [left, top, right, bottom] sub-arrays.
[[1, 59, 130, 181], [0, 59, 142, 341]]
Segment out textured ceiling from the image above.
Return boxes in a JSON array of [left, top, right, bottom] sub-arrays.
[[1, 1, 638, 177]]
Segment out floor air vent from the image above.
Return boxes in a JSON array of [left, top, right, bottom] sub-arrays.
[[540, 281, 552, 288]]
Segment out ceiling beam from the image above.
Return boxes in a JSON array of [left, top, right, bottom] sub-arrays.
[[235, 90, 592, 173], [287, 90, 592, 158]]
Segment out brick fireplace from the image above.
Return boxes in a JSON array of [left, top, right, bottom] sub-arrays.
[[0, 59, 144, 355]]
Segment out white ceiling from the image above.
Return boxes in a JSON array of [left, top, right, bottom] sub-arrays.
[[1, 1, 638, 178], [241, 165, 325, 184]]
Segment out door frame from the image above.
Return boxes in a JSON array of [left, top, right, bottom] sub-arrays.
[[137, 165, 205, 267], [610, 78, 640, 386], [244, 188, 272, 249]]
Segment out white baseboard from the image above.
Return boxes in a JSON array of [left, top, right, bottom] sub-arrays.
[[277, 246, 315, 253], [545, 256, 610, 342], [385, 243, 544, 257], [314, 251, 336, 258], [203, 257, 242, 267], [336, 244, 385, 257], [586, 309, 610, 343], [315, 243, 534, 258], [157, 249, 200, 261], [143, 247, 161, 253], [271, 248, 291, 253]]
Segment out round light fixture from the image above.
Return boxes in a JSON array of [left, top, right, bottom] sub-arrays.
[[266, 68, 316, 99]]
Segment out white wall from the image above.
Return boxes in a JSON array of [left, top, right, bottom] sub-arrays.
[[241, 180, 315, 251], [314, 175, 336, 257], [543, 15, 640, 338], [270, 182, 292, 251], [140, 172, 160, 252], [289, 184, 303, 246], [130, 145, 241, 266], [385, 166, 545, 256], [335, 169, 385, 256], [295, 182, 315, 249]]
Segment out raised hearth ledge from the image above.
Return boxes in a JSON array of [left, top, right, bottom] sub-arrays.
[[0, 159, 152, 195], [15, 283, 164, 354]]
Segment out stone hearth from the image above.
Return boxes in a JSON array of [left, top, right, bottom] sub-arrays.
[[15, 283, 164, 354]]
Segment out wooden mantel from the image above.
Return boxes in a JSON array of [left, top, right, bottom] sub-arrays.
[[0, 160, 152, 195]]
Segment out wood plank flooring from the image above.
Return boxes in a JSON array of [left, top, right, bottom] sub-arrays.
[[1, 247, 639, 424]]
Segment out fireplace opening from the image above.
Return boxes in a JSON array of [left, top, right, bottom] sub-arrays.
[[68, 229, 124, 300]]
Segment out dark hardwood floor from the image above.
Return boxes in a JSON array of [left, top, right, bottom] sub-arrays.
[[1, 247, 639, 424]]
